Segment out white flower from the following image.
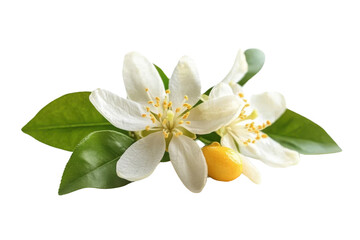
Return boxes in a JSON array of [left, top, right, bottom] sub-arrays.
[[90, 52, 243, 193], [209, 50, 300, 183]]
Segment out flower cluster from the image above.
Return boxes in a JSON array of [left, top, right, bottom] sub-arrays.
[[22, 48, 341, 195], [89, 50, 299, 192]]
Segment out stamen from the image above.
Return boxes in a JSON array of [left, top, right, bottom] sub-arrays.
[[183, 103, 192, 109], [148, 101, 153, 104], [145, 88, 149, 92], [166, 89, 171, 94], [155, 97, 160, 102], [145, 126, 150, 131], [266, 120, 271, 125], [175, 131, 183, 137], [158, 113, 162, 118], [168, 101, 172, 108], [261, 134, 268, 138], [146, 107, 150, 112], [182, 112, 190, 119], [238, 93, 244, 98], [184, 95, 188, 100], [141, 114, 147, 118], [163, 130, 169, 138], [185, 121, 191, 124], [178, 120, 184, 124], [175, 108, 181, 113]]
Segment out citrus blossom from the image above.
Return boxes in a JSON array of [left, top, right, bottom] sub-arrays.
[[90, 52, 243, 192]]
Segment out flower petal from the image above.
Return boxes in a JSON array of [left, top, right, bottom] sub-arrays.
[[250, 92, 286, 123], [169, 56, 201, 109], [241, 155, 261, 184], [90, 89, 152, 131], [239, 136, 300, 167], [168, 135, 207, 193], [123, 52, 165, 105], [116, 131, 165, 181], [184, 95, 243, 134], [221, 133, 238, 151], [209, 82, 234, 99], [222, 49, 248, 84]]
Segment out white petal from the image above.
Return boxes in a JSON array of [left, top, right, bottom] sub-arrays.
[[168, 135, 207, 193], [222, 49, 248, 84], [123, 52, 165, 105], [116, 131, 165, 181], [169, 56, 201, 109], [184, 95, 243, 134], [230, 83, 244, 95], [90, 89, 152, 131], [209, 82, 234, 99], [221, 133, 238, 151], [239, 136, 300, 167], [250, 92, 286, 123], [241, 155, 261, 184]]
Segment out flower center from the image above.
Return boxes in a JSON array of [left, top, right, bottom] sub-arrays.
[[140, 88, 193, 139], [218, 93, 272, 147]]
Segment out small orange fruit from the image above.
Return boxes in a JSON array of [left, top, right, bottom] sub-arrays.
[[202, 142, 243, 181]]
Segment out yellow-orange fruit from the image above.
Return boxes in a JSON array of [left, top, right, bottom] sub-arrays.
[[202, 142, 243, 181]]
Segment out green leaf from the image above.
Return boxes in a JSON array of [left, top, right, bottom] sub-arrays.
[[58, 130, 133, 195], [238, 49, 265, 86], [197, 132, 221, 145], [262, 109, 341, 154], [22, 92, 128, 151], [161, 151, 170, 162], [154, 64, 169, 89]]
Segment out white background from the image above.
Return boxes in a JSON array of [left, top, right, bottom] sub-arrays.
[[1, 0, 358, 239]]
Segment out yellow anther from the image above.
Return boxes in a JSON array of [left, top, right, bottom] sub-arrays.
[[184, 95, 188, 100], [185, 121, 191, 124], [261, 134, 268, 138], [247, 139, 251, 143], [262, 123, 266, 128], [252, 140, 256, 144], [166, 89, 171, 94], [145, 88, 149, 92], [141, 114, 147, 118], [243, 142, 248, 146], [163, 131, 169, 138], [238, 93, 244, 98], [145, 126, 150, 131], [257, 125, 262, 130], [151, 118, 156, 123], [155, 97, 160, 102], [266, 120, 271, 125], [245, 104, 250, 108], [256, 134, 261, 140], [245, 124, 249, 127], [146, 107, 150, 112], [175, 131, 183, 137], [168, 101, 172, 108], [178, 120, 184, 124], [183, 103, 192, 109], [182, 112, 190, 119], [243, 99, 248, 103], [154, 103, 160, 107], [148, 101, 153, 104]]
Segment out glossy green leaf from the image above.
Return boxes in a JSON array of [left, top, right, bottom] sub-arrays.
[[161, 151, 170, 162], [22, 92, 128, 151], [154, 64, 169, 89], [262, 109, 341, 154], [197, 132, 221, 145], [238, 49, 265, 86], [59, 130, 133, 195]]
